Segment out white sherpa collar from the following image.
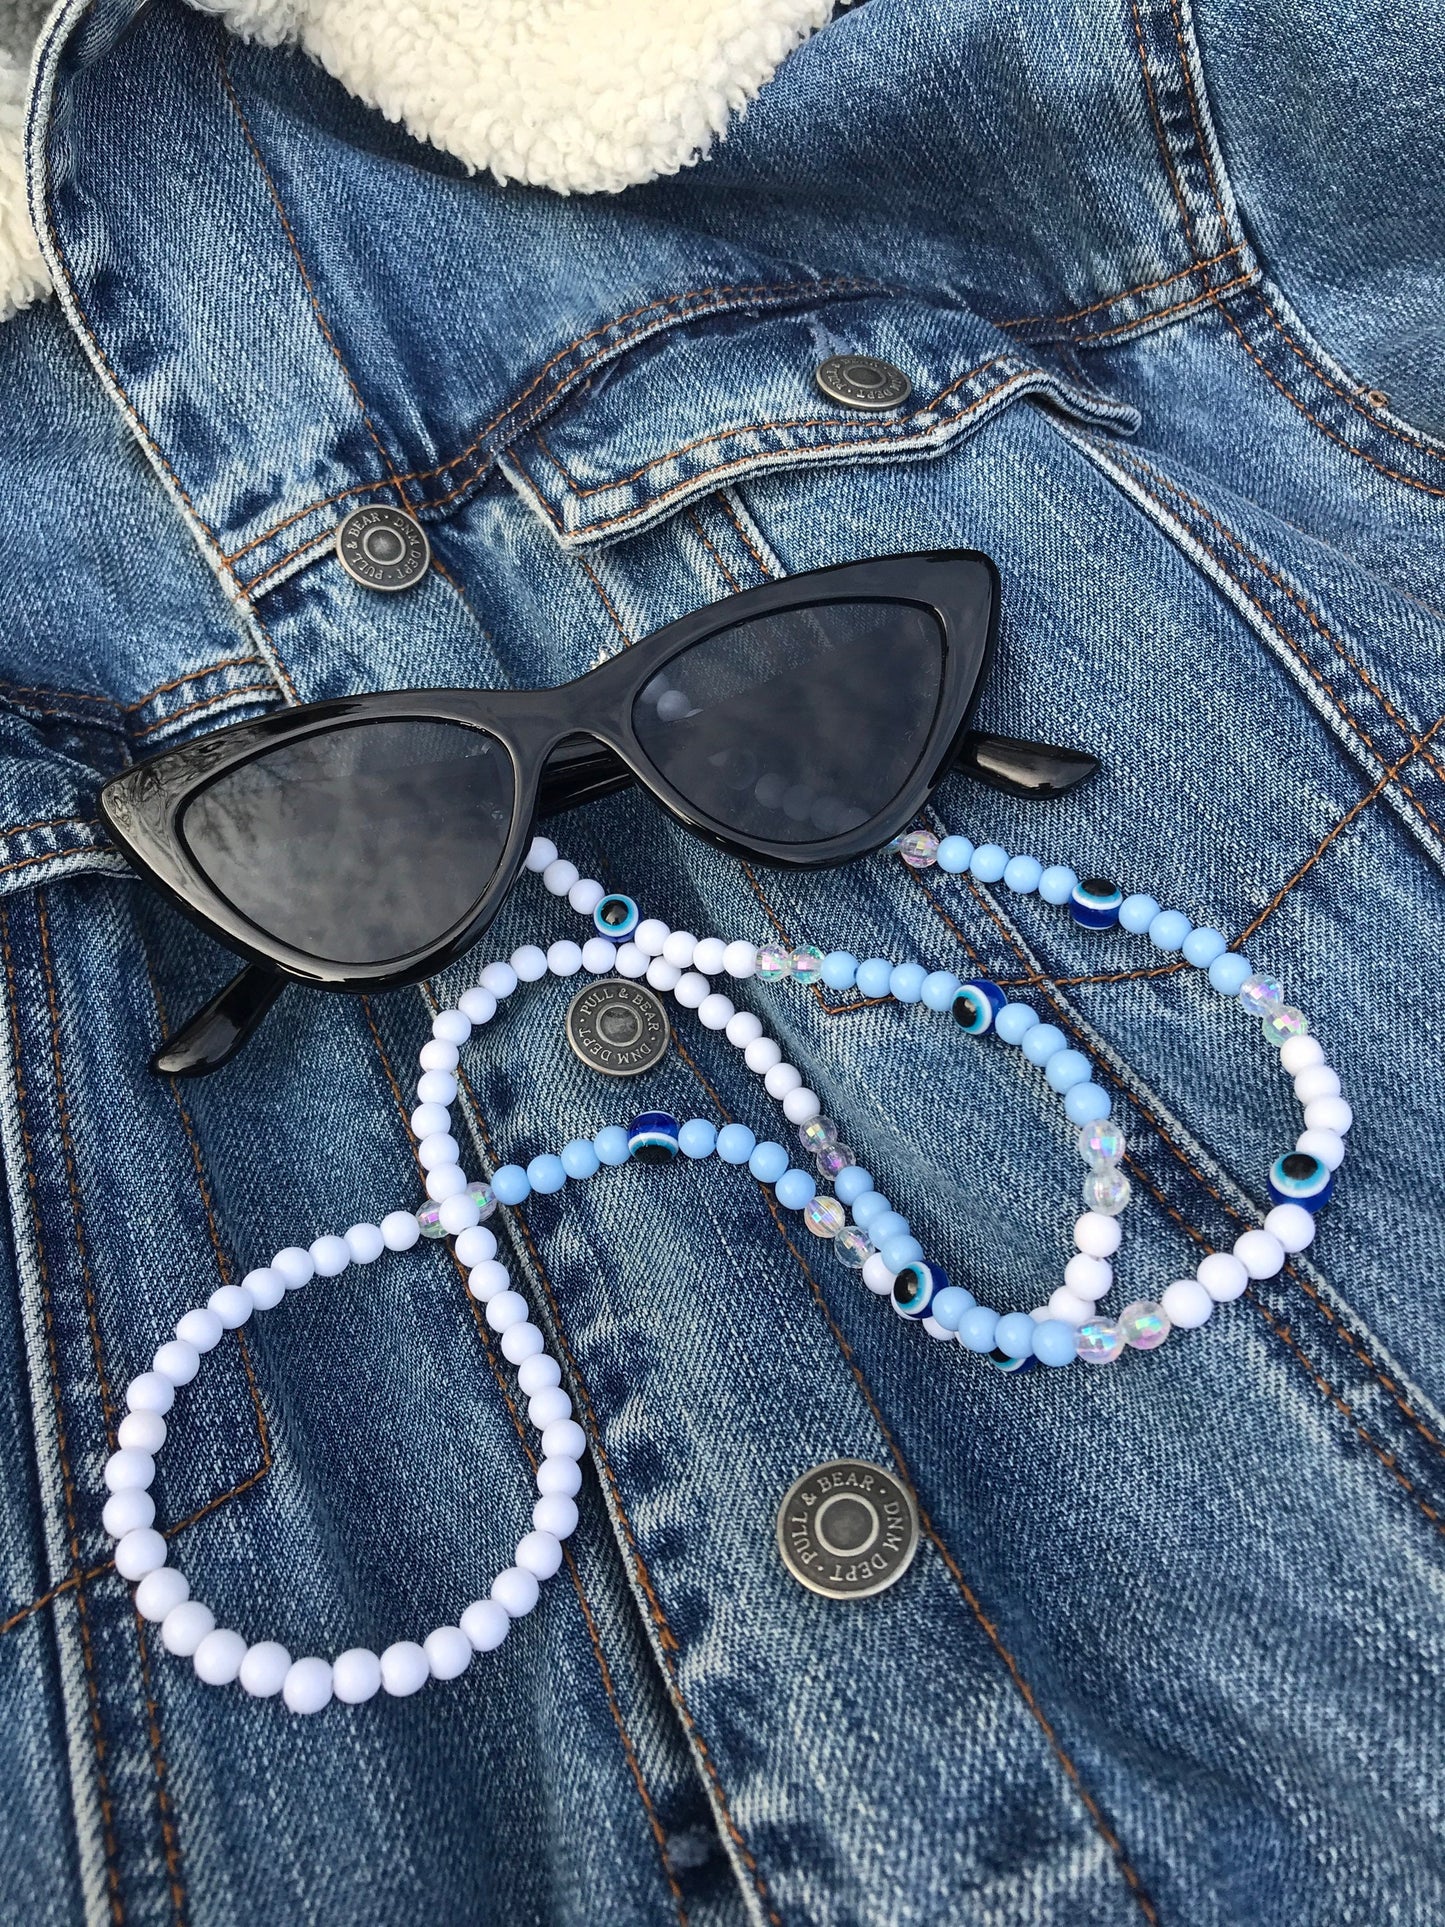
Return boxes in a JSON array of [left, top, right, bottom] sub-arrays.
[[0, 0, 837, 323]]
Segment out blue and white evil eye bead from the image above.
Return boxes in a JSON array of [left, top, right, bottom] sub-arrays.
[[627, 1111, 680, 1163], [593, 893, 640, 940], [891, 1260, 947, 1320], [1070, 877, 1123, 929], [987, 1349, 1036, 1374], [952, 979, 1007, 1035], [1267, 1150, 1334, 1210]]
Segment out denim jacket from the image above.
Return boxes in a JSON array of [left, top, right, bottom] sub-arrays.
[[2, 2, 1443, 1923]]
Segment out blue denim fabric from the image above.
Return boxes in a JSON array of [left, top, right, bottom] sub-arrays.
[[2, 0, 1443, 1922]]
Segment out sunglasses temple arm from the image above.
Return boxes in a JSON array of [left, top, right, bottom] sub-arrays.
[[953, 731, 1100, 799]]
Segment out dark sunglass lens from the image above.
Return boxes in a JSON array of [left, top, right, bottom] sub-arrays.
[[630, 600, 945, 843], [181, 719, 514, 964]]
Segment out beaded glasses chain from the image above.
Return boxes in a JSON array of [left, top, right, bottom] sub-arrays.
[[98, 831, 1348, 1711]]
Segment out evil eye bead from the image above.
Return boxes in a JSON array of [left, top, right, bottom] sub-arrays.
[[987, 1349, 1036, 1375], [1267, 1150, 1334, 1210], [627, 1112, 680, 1163], [593, 894, 639, 940], [892, 1261, 947, 1320], [1070, 877, 1123, 929], [952, 979, 1007, 1035]]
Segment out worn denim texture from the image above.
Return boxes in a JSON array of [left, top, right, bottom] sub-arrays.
[[1, 0, 1443, 1922]]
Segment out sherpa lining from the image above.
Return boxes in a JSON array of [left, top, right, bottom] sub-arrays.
[[0, 0, 838, 322]]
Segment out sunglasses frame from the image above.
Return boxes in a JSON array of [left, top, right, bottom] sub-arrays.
[[100, 551, 998, 996]]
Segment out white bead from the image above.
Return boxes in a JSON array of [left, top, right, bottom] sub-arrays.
[[1160, 1278, 1214, 1329], [332, 1648, 383, 1704], [239, 1641, 291, 1698], [1064, 1253, 1112, 1300], [460, 1599, 510, 1652], [923, 1316, 954, 1342], [175, 1307, 223, 1352], [432, 1009, 471, 1047], [542, 858, 580, 897], [862, 1254, 895, 1296], [419, 1038, 460, 1072], [524, 835, 558, 872], [491, 1566, 540, 1618], [152, 1339, 199, 1387], [135, 1567, 189, 1622], [516, 1530, 564, 1579], [528, 1386, 572, 1428], [1047, 1287, 1095, 1326], [206, 1286, 252, 1331], [501, 1322, 544, 1364], [454, 1225, 497, 1267], [536, 1456, 582, 1498], [581, 937, 618, 974], [744, 1037, 781, 1074], [308, 1236, 350, 1278], [380, 1641, 430, 1697], [458, 986, 497, 1026], [1073, 1212, 1122, 1258], [1198, 1251, 1249, 1302], [344, 1223, 385, 1265], [1304, 1096, 1353, 1135], [418, 1132, 460, 1171], [569, 877, 606, 916], [416, 1070, 460, 1108], [479, 961, 518, 999], [381, 1209, 422, 1252], [547, 940, 583, 978], [103, 1489, 155, 1538], [116, 1529, 166, 1585], [511, 944, 548, 982], [410, 1101, 451, 1140], [425, 1164, 467, 1202], [661, 930, 697, 969], [486, 1289, 528, 1332], [634, 919, 670, 957], [193, 1629, 247, 1686], [117, 1410, 165, 1454], [242, 1267, 286, 1311], [272, 1246, 315, 1289], [425, 1625, 473, 1681], [517, 1354, 561, 1395], [613, 942, 648, 978], [725, 1011, 763, 1047], [764, 1063, 803, 1102], [697, 993, 735, 1031], [105, 1448, 154, 1493], [533, 1494, 579, 1539], [723, 941, 758, 979], [468, 1260, 510, 1302], [1234, 1228, 1286, 1279], [541, 1418, 586, 1460], [692, 938, 727, 975], [782, 1086, 821, 1124], [1279, 1033, 1325, 1074], [161, 1600, 215, 1657], [673, 972, 709, 1009], [645, 958, 682, 992], [1292, 1065, 1340, 1105], [126, 1371, 175, 1416], [1264, 1203, 1317, 1252], [282, 1657, 333, 1715], [1297, 1126, 1346, 1171], [438, 1193, 480, 1235]]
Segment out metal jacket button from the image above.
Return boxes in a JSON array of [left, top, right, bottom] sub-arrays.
[[814, 354, 912, 411], [776, 1459, 919, 1598], [335, 504, 431, 591]]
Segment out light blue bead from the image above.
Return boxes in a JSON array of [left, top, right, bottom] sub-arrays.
[[871, 1211, 911, 1246], [526, 1154, 567, 1195], [748, 1141, 789, 1183], [593, 1126, 632, 1167], [995, 1311, 1037, 1359], [931, 1285, 976, 1330], [921, 970, 961, 1012], [970, 842, 1009, 883], [775, 1168, 816, 1210], [852, 1190, 891, 1230], [889, 962, 927, 1004], [1119, 893, 1161, 934], [957, 1306, 1000, 1353], [936, 835, 974, 874], [1064, 1082, 1111, 1125], [856, 957, 894, 999], [835, 1165, 874, 1206], [560, 1138, 601, 1181], [995, 1002, 1040, 1045], [1208, 952, 1253, 996], [1148, 909, 1192, 952], [1003, 854, 1043, 894], [678, 1119, 718, 1160], [716, 1123, 756, 1165], [820, 951, 858, 990], [882, 1234, 924, 1270], [1032, 1318, 1077, 1367], [1038, 864, 1079, 906], [492, 1163, 531, 1204], [1021, 1023, 1067, 1065], [1183, 926, 1228, 969], [1045, 1047, 1091, 1093]]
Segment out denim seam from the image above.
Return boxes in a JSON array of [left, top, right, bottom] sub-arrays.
[[123, 656, 267, 715], [1253, 291, 1445, 463], [1166, 0, 1234, 243], [130, 684, 278, 741], [998, 243, 1244, 331], [578, 558, 632, 647], [1081, 268, 1253, 343], [713, 493, 773, 583], [686, 507, 743, 595], [1129, 0, 1204, 258]]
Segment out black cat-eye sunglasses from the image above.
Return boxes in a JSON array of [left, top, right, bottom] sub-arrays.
[[101, 552, 1095, 1076]]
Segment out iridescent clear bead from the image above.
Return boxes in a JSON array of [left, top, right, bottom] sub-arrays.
[[1082, 1166, 1132, 1216], [468, 1182, 497, 1222], [1118, 1299, 1171, 1349], [885, 834, 907, 855], [815, 1143, 856, 1178], [1261, 1006, 1309, 1049], [1238, 973, 1285, 1017], [803, 1195, 847, 1239], [1075, 1319, 1126, 1364], [798, 1116, 839, 1152], [834, 1227, 873, 1269], [790, 945, 825, 984], [756, 944, 792, 983], [1077, 1119, 1126, 1169], [898, 830, 940, 870], [415, 1201, 447, 1239]]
